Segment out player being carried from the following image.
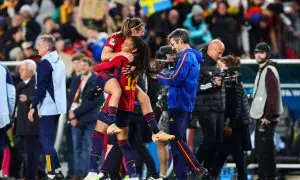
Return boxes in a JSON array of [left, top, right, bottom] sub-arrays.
[[92, 35, 174, 142]]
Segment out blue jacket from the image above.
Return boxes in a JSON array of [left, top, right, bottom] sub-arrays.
[[32, 51, 67, 116], [157, 48, 203, 112], [0, 64, 16, 128], [183, 14, 212, 46], [88, 33, 108, 62], [67, 73, 104, 125]]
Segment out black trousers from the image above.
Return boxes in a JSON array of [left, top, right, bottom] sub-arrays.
[[102, 122, 157, 179], [255, 121, 277, 180], [210, 130, 247, 180], [21, 135, 40, 179], [0, 127, 6, 170], [195, 110, 225, 170]]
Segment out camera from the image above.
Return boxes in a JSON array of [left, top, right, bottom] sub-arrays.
[[215, 66, 241, 85], [155, 45, 178, 70]]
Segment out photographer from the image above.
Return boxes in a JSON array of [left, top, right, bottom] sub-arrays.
[[210, 55, 252, 180], [155, 45, 177, 179], [194, 39, 225, 171]]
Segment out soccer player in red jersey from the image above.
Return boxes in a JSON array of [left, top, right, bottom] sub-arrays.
[[94, 18, 173, 142], [85, 36, 173, 180]]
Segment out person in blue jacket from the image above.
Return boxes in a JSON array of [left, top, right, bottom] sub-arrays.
[[183, 4, 212, 48], [156, 28, 209, 180], [28, 34, 67, 180], [0, 63, 15, 172]]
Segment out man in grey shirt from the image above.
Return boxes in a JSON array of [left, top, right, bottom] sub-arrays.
[[250, 42, 283, 180]]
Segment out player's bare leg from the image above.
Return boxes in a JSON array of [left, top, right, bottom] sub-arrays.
[[105, 78, 122, 135], [135, 85, 174, 142]]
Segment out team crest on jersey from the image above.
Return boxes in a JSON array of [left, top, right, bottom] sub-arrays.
[[109, 38, 116, 46]]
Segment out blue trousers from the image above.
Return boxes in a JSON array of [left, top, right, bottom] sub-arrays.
[[169, 109, 201, 180], [39, 115, 60, 175], [71, 123, 95, 176]]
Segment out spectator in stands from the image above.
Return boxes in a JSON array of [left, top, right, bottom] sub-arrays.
[[17, 41, 40, 62], [0, 16, 7, 60], [183, 4, 212, 48], [209, 1, 242, 55], [14, 59, 39, 180], [0, 63, 15, 176], [35, 17, 57, 46], [68, 57, 103, 179], [289, 0, 300, 39], [28, 34, 66, 180], [250, 42, 283, 180], [249, 14, 279, 56], [52, 0, 75, 25], [11, 13, 22, 27], [54, 35, 73, 77], [167, 9, 181, 33], [19, 4, 41, 42], [3, 27, 23, 61], [0, 0, 18, 18], [86, 30, 108, 63]]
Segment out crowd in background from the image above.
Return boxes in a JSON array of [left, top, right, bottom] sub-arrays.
[[0, 0, 299, 69]]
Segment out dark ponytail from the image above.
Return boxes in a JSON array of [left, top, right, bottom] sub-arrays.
[[130, 37, 163, 76]]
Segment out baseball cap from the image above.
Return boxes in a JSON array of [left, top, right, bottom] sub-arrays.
[[254, 42, 271, 54]]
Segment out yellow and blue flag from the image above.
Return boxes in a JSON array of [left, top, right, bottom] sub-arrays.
[[139, 0, 172, 16]]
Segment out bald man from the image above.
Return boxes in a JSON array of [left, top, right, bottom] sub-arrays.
[[193, 39, 226, 172]]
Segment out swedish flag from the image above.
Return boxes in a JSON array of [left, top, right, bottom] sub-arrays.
[[139, 0, 172, 16]]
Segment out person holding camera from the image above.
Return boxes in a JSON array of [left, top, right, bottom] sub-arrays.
[[250, 42, 283, 180], [155, 45, 177, 179], [210, 55, 252, 180], [194, 39, 225, 171]]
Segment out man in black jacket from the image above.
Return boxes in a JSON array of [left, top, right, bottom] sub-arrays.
[[194, 39, 225, 171], [68, 57, 104, 179], [14, 59, 39, 179]]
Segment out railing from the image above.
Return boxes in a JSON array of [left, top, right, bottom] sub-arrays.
[[2, 59, 300, 66]]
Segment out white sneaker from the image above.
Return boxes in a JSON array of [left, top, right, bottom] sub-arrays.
[[129, 177, 139, 180], [84, 172, 100, 180]]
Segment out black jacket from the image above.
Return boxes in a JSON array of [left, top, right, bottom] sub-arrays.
[[68, 73, 104, 126], [225, 82, 251, 128], [194, 50, 225, 112], [15, 76, 40, 136]]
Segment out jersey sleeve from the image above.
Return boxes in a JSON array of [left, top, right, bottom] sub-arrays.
[[93, 56, 122, 72], [104, 34, 117, 50]]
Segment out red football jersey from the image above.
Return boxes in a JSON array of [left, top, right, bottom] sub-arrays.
[[93, 55, 138, 111], [104, 34, 126, 53]]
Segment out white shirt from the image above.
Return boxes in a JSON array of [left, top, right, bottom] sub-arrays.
[[23, 78, 31, 84]]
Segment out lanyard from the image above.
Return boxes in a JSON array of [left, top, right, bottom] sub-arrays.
[[73, 79, 83, 103]]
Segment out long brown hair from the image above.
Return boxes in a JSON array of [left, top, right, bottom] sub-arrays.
[[129, 36, 163, 76], [117, 17, 144, 37]]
